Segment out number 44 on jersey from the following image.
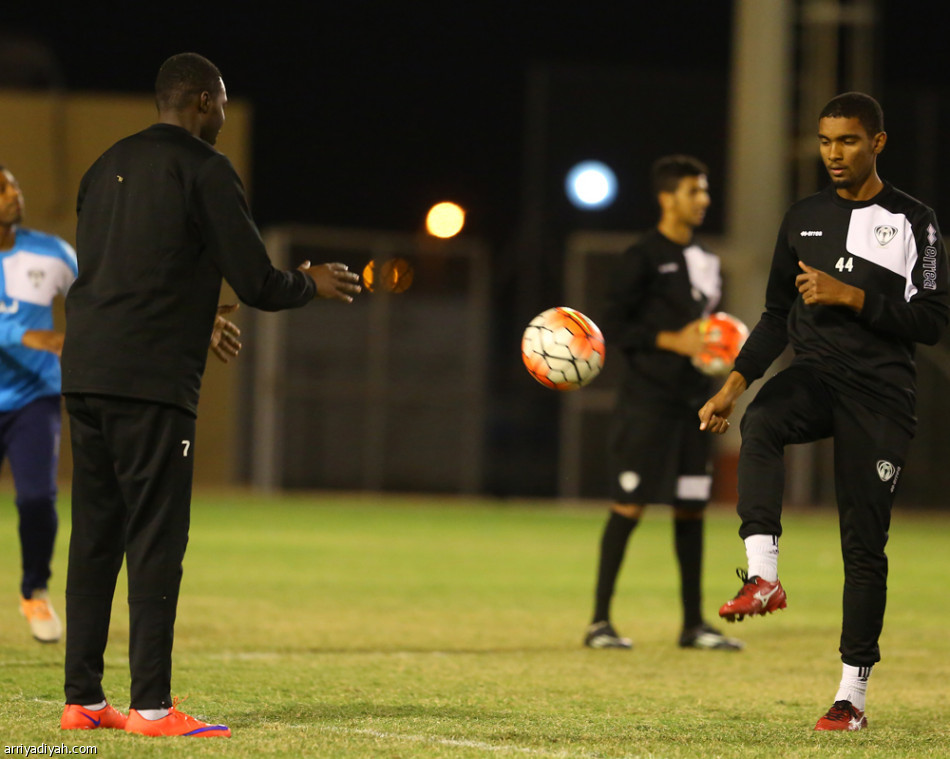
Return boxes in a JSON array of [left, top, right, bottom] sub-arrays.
[[835, 256, 854, 272]]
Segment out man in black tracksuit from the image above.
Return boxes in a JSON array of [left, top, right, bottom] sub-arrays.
[[585, 155, 742, 652], [59, 53, 361, 737], [700, 92, 949, 731]]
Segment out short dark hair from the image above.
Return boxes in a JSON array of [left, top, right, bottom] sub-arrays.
[[651, 155, 708, 198], [155, 52, 223, 111], [819, 92, 884, 137]]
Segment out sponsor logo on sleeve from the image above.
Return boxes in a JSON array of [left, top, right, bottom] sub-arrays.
[[923, 245, 937, 290], [800, 230, 823, 237]]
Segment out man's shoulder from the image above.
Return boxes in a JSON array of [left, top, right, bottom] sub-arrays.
[[877, 183, 937, 223], [621, 229, 667, 258], [787, 188, 830, 215], [99, 124, 223, 166], [13, 228, 75, 262]]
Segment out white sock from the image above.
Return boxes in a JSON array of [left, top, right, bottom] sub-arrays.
[[136, 708, 170, 720], [81, 701, 107, 711], [744, 534, 779, 582], [834, 664, 871, 711]]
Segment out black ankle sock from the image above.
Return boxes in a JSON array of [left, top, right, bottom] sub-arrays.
[[592, 511, 639, 623], [674, 517, 704, 629]]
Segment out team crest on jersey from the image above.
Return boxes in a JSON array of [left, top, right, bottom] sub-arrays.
[[874, 225, 898, 246], [27, 269, 46, 288]]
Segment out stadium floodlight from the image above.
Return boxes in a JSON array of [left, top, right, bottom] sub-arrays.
[[426, 201, 466, 238], [565, 161, 618, 210]]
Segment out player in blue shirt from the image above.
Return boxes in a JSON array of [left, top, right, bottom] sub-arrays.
[[1, 165, 78, 643]]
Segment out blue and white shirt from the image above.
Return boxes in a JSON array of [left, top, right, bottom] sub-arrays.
[[0, 228, 78, 412]]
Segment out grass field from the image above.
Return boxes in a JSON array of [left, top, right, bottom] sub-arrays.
[[1, 490, 948, 758]]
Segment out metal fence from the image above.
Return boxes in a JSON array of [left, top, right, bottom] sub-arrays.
[[246, 226, 490, 493]]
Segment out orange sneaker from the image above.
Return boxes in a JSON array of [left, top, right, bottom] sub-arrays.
[[125, 699, 231, 738], [61, 703, 128, 730], [20, 590, 62, 643]]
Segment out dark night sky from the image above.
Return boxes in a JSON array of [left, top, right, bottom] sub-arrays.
[[5, 3, 732, 241], [3, 1, 946, 246]]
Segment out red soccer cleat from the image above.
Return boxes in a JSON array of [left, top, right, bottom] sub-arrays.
[[814, 700, 867, 731], [61, 703, 128, 730], [718, 569, 787, 622], [125, 698, 230, 738]]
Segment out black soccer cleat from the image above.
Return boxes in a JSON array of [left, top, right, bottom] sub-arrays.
[[678, 621, 744, 650], [584, 621, 633, 649]]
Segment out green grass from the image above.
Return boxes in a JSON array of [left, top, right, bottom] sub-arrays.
[[1, 490, 948, 757]]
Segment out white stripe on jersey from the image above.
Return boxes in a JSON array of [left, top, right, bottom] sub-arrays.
[[2, 250, 75, 306], [846, 206, 918, 302], [683, 244, 721, 313]]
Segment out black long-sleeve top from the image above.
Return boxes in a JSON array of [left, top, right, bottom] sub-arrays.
[[62, 123, 316, 415], [603, 228, 722, 410], [734, 182, 950, 432]]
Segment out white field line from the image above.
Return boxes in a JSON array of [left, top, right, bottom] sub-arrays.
[[298, 725, 652, 759]]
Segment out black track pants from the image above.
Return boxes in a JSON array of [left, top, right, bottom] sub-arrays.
[[64, 394, 195, 710], [736, 365, 912, 666]]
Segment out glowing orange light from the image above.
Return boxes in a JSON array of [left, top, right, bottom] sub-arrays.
[[362, 258, 414, 294], [425, 201, 465, 238]]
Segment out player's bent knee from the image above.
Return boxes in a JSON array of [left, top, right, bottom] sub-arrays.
[[739, 401, 785, 444], [611, 503, 644, 520], [673, 506, 704, 520]]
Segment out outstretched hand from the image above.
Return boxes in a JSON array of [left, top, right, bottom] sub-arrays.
[[299, 261, 362, 302], [210, 303, 242, 363]]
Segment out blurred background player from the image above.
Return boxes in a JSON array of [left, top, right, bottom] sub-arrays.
[[585, 155, 742, 652], [0, 164, 77, 644], [700, 92, 949, 730], [59, 52, 361, 737]]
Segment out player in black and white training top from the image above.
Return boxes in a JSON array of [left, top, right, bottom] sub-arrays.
[[699, 92, 949, 731], [584, 155, 742, 653]]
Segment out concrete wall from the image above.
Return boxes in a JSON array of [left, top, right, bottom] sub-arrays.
[[0, 89, 252, 486]]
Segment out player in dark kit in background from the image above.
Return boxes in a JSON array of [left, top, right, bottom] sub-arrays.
[[59, 53, 361, 738], [700, 92, 949, 730], [585, 155, 742, 652]]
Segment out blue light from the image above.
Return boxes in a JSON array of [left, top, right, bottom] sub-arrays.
[[565, 161, 618, 209]]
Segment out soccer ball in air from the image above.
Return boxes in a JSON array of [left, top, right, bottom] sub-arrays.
[[691, 311, 749, 377], [522, 306, 605, 390]]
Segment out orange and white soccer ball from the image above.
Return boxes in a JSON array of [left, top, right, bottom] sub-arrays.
[[522, 306, 605, 390], [692, 311, 749, 377]]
